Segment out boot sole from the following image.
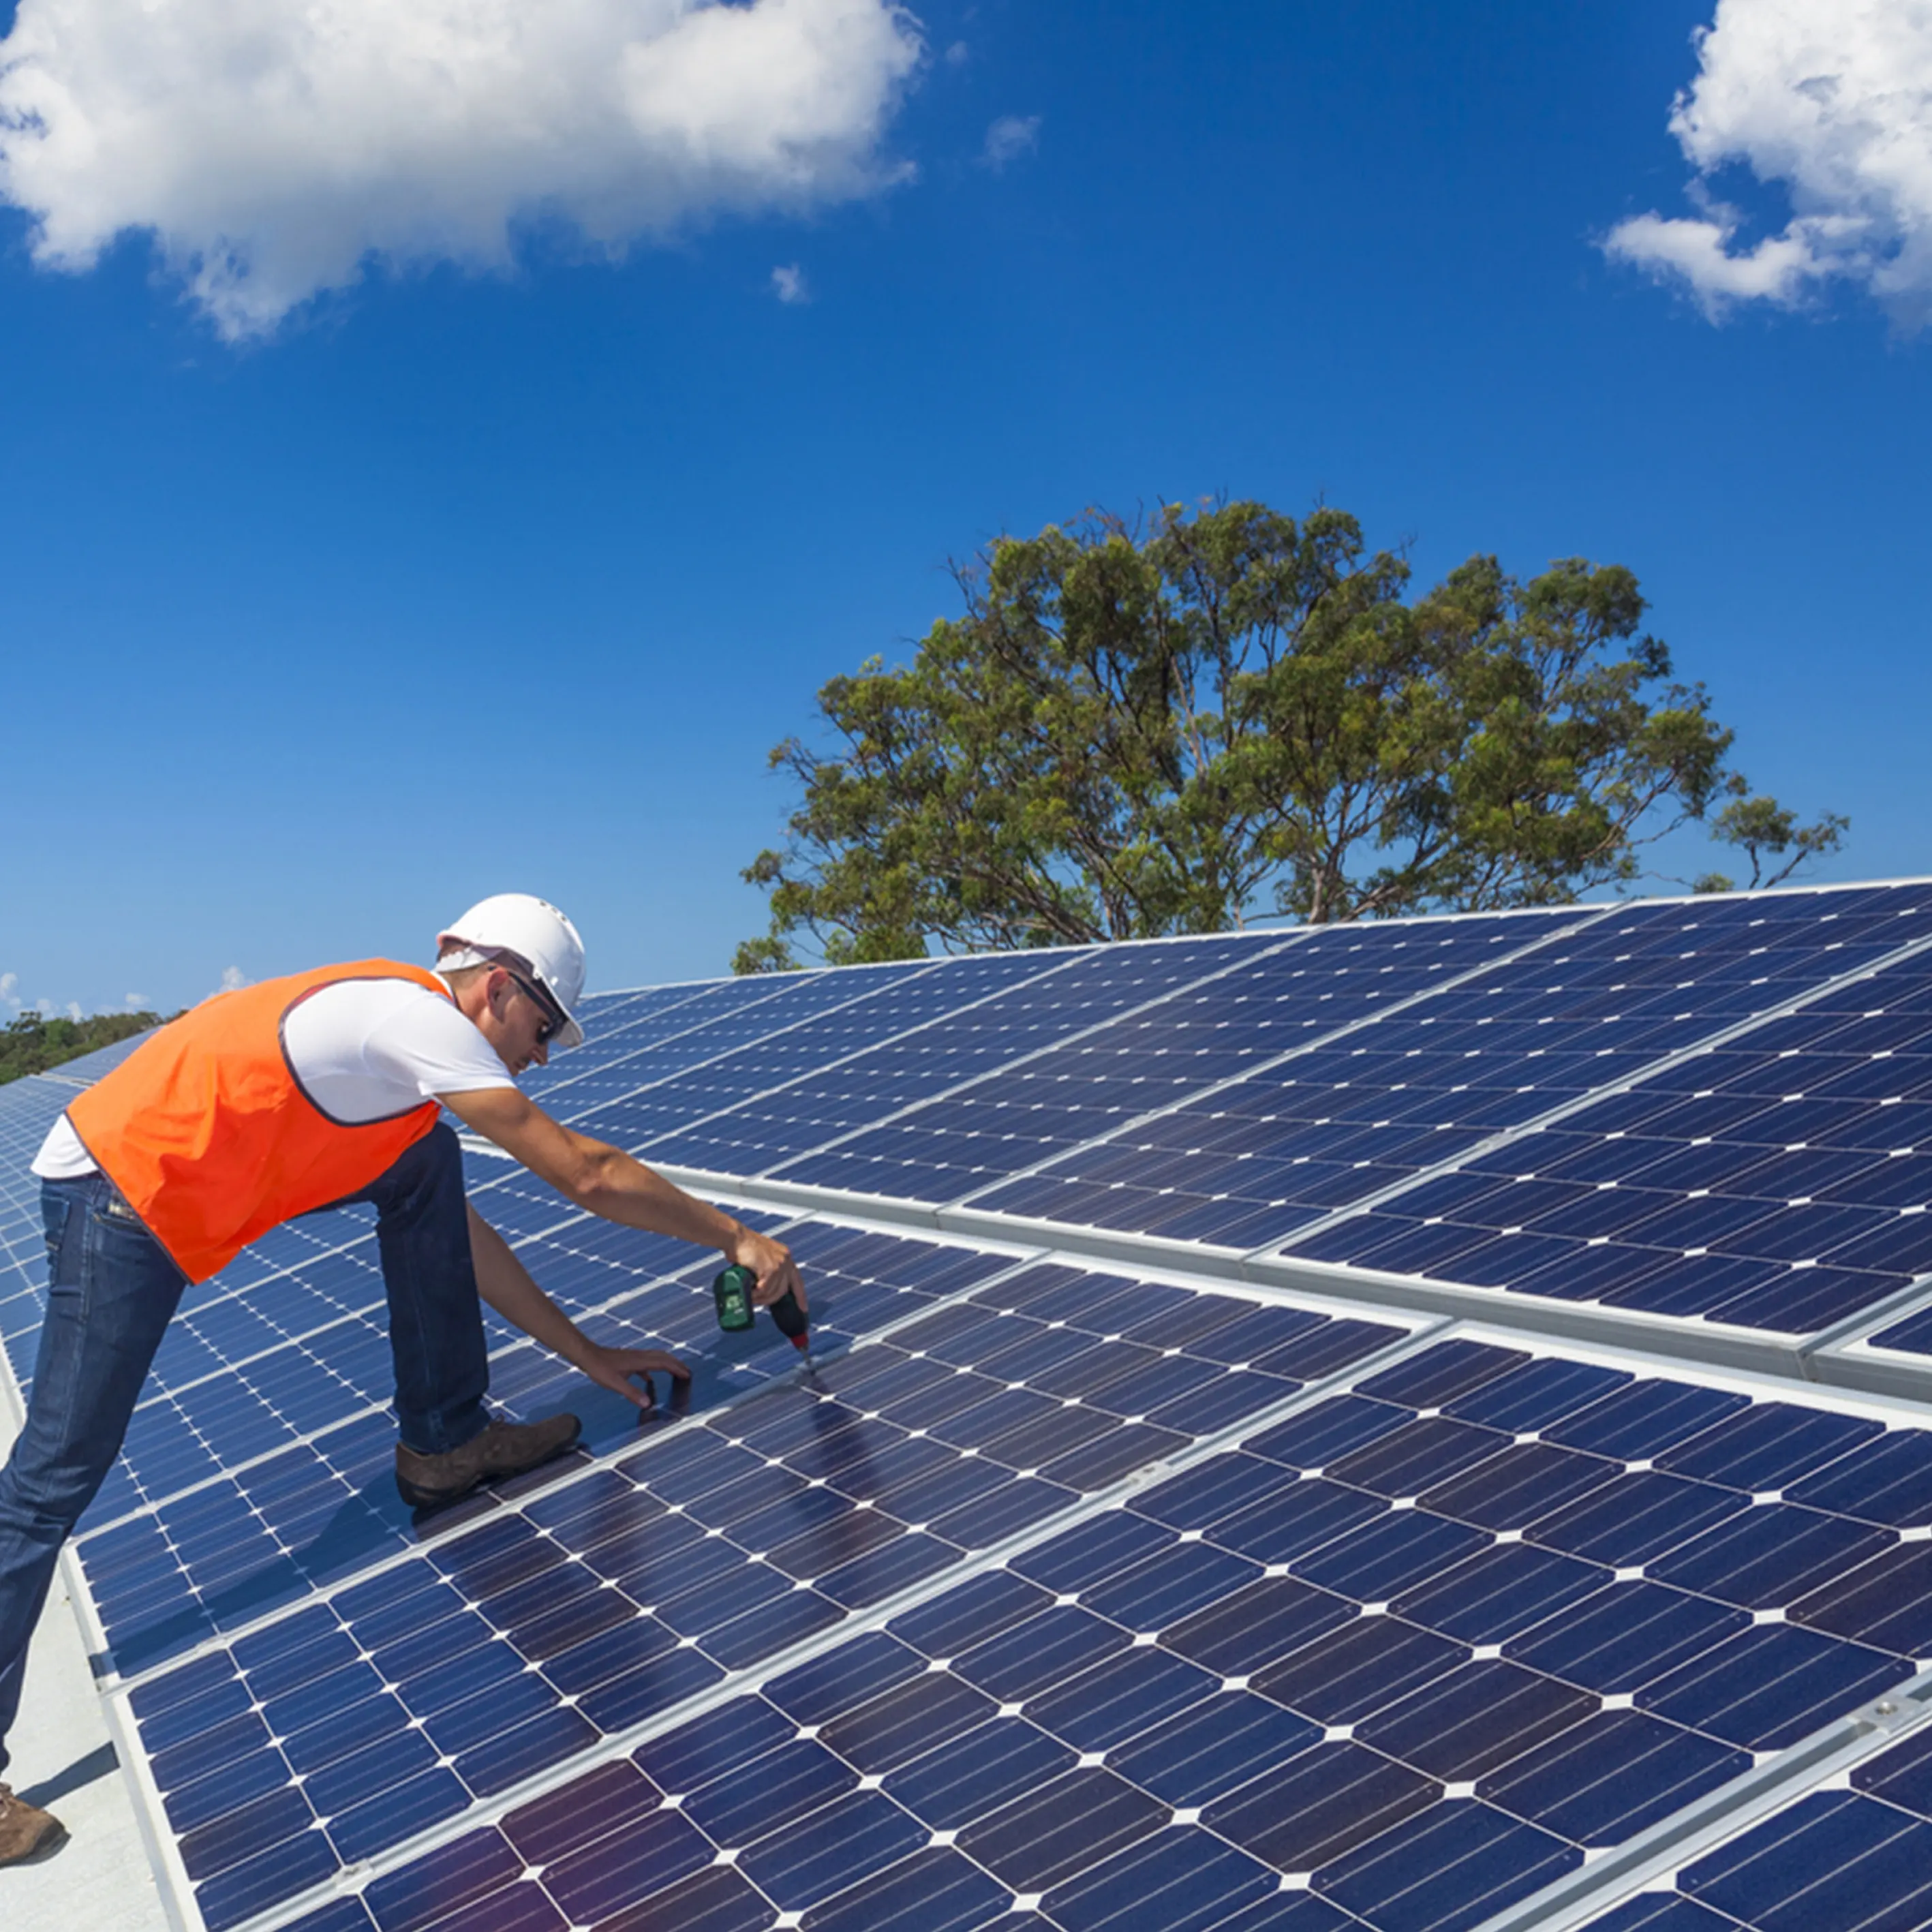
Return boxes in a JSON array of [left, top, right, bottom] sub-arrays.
[[395, 1475, 478, 1511], [396, 1428, 582, 1512]]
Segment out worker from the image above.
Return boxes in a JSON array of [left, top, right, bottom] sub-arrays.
[[0, 894, 802, 1866]]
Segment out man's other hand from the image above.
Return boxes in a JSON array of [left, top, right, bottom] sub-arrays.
[[581, 1343, 691, 1411]]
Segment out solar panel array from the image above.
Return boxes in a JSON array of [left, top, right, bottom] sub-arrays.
[[3, 879, 1932, 1932]]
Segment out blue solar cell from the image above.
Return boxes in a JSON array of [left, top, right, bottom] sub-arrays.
[[327, 1767, 471, 1865], [1683, 1790, 1932, 1929], [1108, 1689, 1321, 1808], [801, 1845, 1014, 1932], [1542, 1378, 1751, 1460], [1648, 1502, 1895, 1609], [164, 1749, 290, 1835], [1024, 1642, 1218, 1753], [1086, 1537, 1268, 1631], [1322, 1414, 1499, 1497], [1392, 1540, 1604, 1646], [1206, 1737, 1438, 1871], [197, 1826, 342, 1931], [957, 1762, 1169, 1893], [1318, 1800, 1577, 1932], [1790, 1430, 1932, 1527], [1255, 1613, 1467, 1726], [1866, 1298, 1932, 1360], [1423, 1442, 1631, 1531], [1358, 1337, 1531, 1408], [1640, 1622, 1911, 1751], [1044, 1826, 1282, 1932], [1440, 1355, 1632, 1432], [1507, 1584, 1754, 1708], [955, 1601, 1130, 1702], [1492, 1708, 1753, 1848], [1790, 1542, 1932, 1654], [883, 1712, 1079, 1833], [1355, 1656, 1595, 1781], [1654, 1401, 1882, 1491], [1291, 1507, 1490, 1603], [1245, 1391, 1411, 1469]]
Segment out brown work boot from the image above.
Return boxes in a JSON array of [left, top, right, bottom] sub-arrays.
[[395, 1413, 581, 1511], [0, 1783, 66, 1865]]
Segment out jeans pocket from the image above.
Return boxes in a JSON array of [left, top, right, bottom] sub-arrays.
[[99, 1188, 144, 1226], [42, 1193, 74, 1266]]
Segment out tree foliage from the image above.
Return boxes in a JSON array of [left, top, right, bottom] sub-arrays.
[[737, 499, 1847, 970], [0, 1011, 168, 1087], [1695, 782, 1851, 894]]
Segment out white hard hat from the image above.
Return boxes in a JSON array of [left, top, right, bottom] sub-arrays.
[[438, 893, 587, 1050]]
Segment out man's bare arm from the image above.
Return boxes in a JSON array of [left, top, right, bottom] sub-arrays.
[[466, 1204, 688, 1411], [442, 1085, 803, 1309]]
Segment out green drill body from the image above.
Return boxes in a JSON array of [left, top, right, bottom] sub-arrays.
[[713, 1263, 812, 1360]]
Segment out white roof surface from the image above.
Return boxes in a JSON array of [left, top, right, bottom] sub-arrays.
[[1, 1391, 168, 1931]]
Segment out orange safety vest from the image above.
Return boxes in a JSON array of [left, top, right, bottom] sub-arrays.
[[67, 960, 459, 1284]]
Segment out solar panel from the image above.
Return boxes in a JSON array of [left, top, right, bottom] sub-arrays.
[[11, 880, 1932, 1932], [1278, 936, 1932, 1343], [955, 888, 1932, 1252], [559, 950, 1079, 1156], [587, 932, 1301, 1182], [773, 915, 1574, 1211], [519, 970, 886, 1117], [168, 1330, 1932, 1932]]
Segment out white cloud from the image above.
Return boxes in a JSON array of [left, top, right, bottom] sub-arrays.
[[1604, 0, 1932, 326], [124, 992, 149, 1009], [770, 261, 810, 303], [944, 40, 968, 67], [0, 971, 16, 1009], [1607, 207, 1821, 314], [209, 966, 251, 999], [981, 114, 1040, 172], [64, 1001, 82, 1022], [0, 0, 923, 340]]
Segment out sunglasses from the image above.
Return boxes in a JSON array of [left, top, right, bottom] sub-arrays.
[[507, 971, 566, 1047]]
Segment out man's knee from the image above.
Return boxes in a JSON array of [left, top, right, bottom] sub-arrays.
[[0, 1447, 110, 1542]]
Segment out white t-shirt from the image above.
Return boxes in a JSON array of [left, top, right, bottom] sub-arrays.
[[32, 977, 516, 1180]]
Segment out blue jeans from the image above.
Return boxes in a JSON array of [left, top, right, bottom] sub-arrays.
[[0, 1122, 490, 1777]]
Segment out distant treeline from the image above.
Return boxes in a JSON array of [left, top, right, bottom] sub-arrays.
[[0, 1011, 170, 1087]]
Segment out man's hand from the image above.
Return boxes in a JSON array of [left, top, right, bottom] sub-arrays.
[[727, 1225, 806, 1314], [578, 1343, 691, 1412]]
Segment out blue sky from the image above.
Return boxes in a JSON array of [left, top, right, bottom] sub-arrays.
[[1, 0, 1927, 1017]]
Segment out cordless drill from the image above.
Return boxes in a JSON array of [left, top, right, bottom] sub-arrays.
[[714, 1263, 812, 1362]]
